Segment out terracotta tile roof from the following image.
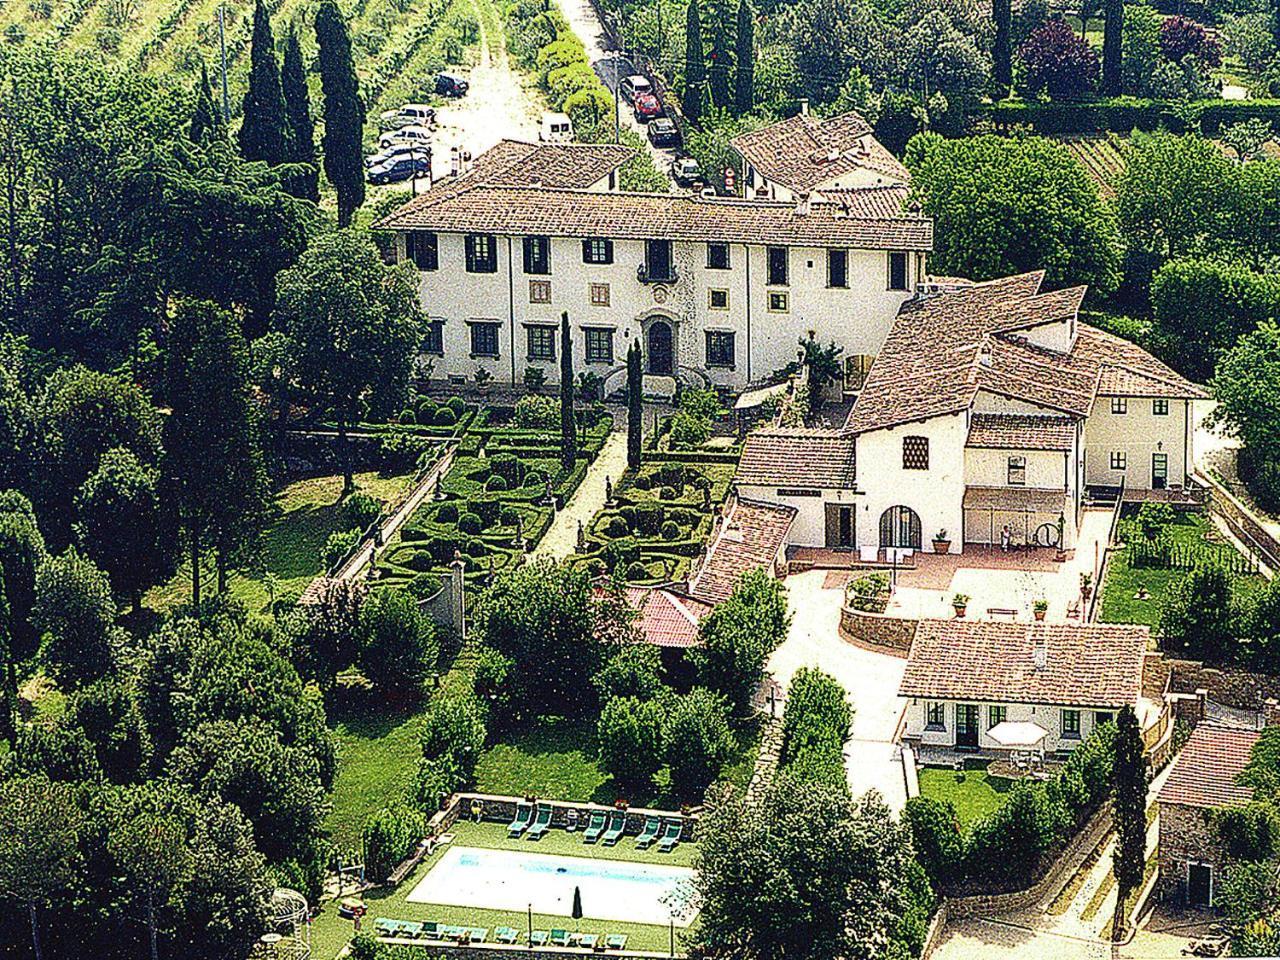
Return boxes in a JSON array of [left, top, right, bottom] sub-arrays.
[[688, 499, 795, 604], [818, 185, 913, 218], [731, 111, 910, 194], [899, 620, 1149, 709], [1159, 725, 1260, 810], [962, 485, 1070, 513], [376, 183, 933, 250], [845, 272, 1206, 435], [624, 587, 713, 648], [429, 139, 634, 194], [736, 429, 857, 488], [966, 414, 1076, 451]]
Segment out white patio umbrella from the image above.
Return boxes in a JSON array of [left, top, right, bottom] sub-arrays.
[[987, 720, 1049, 768]]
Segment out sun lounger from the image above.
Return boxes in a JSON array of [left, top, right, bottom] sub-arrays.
[[605, 934, 628, 950], [508, 802, 533, 837], [468, 927, 488, 943], [373, 917, 396, 937], [583, 810, 607, 843], [658, 819, 682, 852], [579, 933, 599, 949], [495, 926, 520, 944], [421, 922, 442, 940], [531, 930, 550, 946], [602, 809, 625, 845], [399, 920, 424, 938], [550, 929, 572, 946], [635, 815, 661, 849], [527, 803, 552, 839], [443, 925, 468, 941]]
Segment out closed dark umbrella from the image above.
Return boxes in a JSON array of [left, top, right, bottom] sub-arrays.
[[572, 886, 583, 933]]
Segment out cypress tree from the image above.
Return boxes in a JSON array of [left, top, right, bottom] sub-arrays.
[[684, 0, 705, 124], [707, 3, 731, 110], [0, 570, 15, 745], [317, 0, 366, 227], [993, 0, 1012, 94], [1102, 0, 1123, 96], [1111, 706, 1147, 941], [239, 0, 291, 165], [189, 62, 222, 143], [282, 27, 320, 202], [733, 0, 753, 114], [627, 340, 643, 471], [560, 311, 576, 471]]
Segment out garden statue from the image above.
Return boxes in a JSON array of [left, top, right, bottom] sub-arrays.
[[545, 478, 554, 508], [577, 519, 585, 552], [605, 475, 613, 504], [515, 515, 525, 552], [434, 473, 443, 500]]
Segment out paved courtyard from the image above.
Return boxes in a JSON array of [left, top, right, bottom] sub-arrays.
[[769, 570, 908, 809]]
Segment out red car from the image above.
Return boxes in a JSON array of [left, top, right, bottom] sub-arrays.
[[633, 92, 663, 122]]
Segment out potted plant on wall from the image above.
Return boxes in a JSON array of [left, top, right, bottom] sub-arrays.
[[932, 529, 951, 554], [1080, 572, 1093, 603], [952, 593, 969, 618], [1033, 598, 1048, 621]]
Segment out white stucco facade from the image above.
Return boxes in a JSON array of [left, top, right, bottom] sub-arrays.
[[902, 697, 1117, 754], [1084, 397, 1192, 491]]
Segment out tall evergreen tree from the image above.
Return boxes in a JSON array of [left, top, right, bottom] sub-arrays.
[[733, 0, 754, 114], [281, 27, 320, 202], [560, 311, 576, 471], [316, 0, 366, 227], [707, 2, 731, 109], [684, 0, 705, 124], [1111, 706, 1147, 941], [1102, 0, 1123, 95], [239, 0, 291, 166], [0, 570, 14, 744], [627, 339, 642, 471], [189, 62, 221, 143], [993, 0, 1012, 94]]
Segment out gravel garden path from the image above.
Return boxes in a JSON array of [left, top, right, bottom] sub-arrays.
[[532, 425, 628, 561]]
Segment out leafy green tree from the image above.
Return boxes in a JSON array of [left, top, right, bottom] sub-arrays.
[[274, 229, 423, 493], [907, 132, 1122, 294], [359, 589, 439, 700], [32, 547, 116, 689], [0, 337, 33, 493], [316, 0, 366, 226], [895, 10, 992, 125], [420, 688, 487, 781], [903, 796, 964, 886], [1217, 859, 1280, 955], [593, 641, 664, 702], [1222, 118, 1275, 163], [780, 667, 852, 787], [109, 811, 192, 960], [1121, 3, 1161, 94], [239, 0, 290, 166], [560, 310, 575, 471], [1158, 564, 1238, 663], [1213, 321, 1280, 512], [707, 2, 733, 108], [1111, 705, 1147, 941], [1102, 0, 1123, 94], [734, 0, 754, 113], [627, 339, 643, 470], [692, 568, 790, 715], [74, 446, 173, 610], [684, 0, 705, 123], [189, 61, 222, 143], [664, 687, 735, 800], [281, 27, 319, 202], [1245, 576, 1280, 674], [66, 677, 152, 783], [0, 570, 13, 743], [993, 0, 1012, 91], [282, 578, 363, 690], [0, 776, 82, 960], [775, 0, 890, 105], [597, 695, 666, 793], [0, 491, 45, 657]]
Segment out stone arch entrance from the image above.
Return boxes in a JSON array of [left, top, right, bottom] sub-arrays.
[[647, 320, 674, 376], [879, 505, 922, 550]]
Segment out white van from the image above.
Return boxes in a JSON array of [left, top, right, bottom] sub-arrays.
[[379, 103, 436, 129], [619, 75, 652, 104], [379, 124, 433, 149], [539, 112, 574, 142]]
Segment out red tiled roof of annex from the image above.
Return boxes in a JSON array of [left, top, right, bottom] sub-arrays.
[[1159, 724, 1260, 810], [737, 429, 857, 488], [688, 499, 796, 604], [623, 587, 713, 649], [730, 111, 910, 193]]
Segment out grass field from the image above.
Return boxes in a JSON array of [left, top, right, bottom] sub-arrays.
[[918, 766, 1014, 827], [310, 819, 697, 959]]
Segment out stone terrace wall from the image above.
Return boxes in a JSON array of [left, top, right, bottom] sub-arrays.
[[1168, 659, 1280, 711], [838, 606, 918, 657]]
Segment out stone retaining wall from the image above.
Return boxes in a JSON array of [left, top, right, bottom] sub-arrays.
[[837, 606, 918, 657], [372, 936, 670, 959], [1168, 658, 1280, 711], [1199, 470, 1280, 571]]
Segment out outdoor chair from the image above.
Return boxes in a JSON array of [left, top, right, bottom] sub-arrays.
[[495, 926, 519, 944], [635, 815, 661, 849], [579, 933, 599, 950], [550, 928, 572, 946], [583, 810, 607, 843], [531, 930, 550, 946], [658, 819, 683, 852], [508, 802, 533, 838], [527, 803, 552, 839], [605, 934, 628, 950], [602, 810, 626, 845]]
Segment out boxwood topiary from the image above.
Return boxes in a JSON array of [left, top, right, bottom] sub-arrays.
[[416, 397, 437, 422], [626, 560, 649, 581], [661, 519, 680, 541], [500, 506, 520, 526], [447, 396, 466, 415], [467, 498, 502, 525], [436, 502, 459, 523], [606, 515, 629, 538], [434, 407, 457, 426], [399, 408, 416, 425], [486, 475, 508, 492], [458, 512, 482, 534]]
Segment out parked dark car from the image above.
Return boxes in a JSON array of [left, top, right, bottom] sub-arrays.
[[436, 73, 469, 97], [647, 117, 681, 147], [367, 154, 431, 185], [633, 91, 663, 122]]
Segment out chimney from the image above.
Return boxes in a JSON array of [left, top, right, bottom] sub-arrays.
[[795, 191, 811, 217], [978, 340, 993, 367], [798, 98, 809, 117], [1033, 641, 1047, 672]]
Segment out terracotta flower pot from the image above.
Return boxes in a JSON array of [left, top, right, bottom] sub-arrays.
[[953, 604, 967, 618], [933, 539, 951, 554], [1033, 608, 1046, 621]]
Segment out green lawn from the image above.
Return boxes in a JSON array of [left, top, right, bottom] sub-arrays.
[[918, 766, 1014, 826], [309, 820, 697, 960]]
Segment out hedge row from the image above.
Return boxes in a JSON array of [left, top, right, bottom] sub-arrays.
[[979, 98, 1280, 135], [778, 668, 854, 790]]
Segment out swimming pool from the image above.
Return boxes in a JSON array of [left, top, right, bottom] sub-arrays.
[[405, 846, 697, 926]]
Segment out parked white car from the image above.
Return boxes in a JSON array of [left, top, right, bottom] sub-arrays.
[[379, 124, 434, 150], [619, 75, 652, 104], [539, 112, 574, 142], [378, 103, 436, 129]]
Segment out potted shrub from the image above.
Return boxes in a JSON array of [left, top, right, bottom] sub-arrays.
[[1080, 572, 1093, 602], [932, 529, 951, 554], [952, 593, 969, 618], [1033, 598, 1048, 621], [1054, 514, 1067, 561]]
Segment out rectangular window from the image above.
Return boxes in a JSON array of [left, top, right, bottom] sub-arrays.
[[644, 239, 674, 282], [1007, 455, 1027, 486], [584, 328, 613, 364], [708, 288, 729, 311], [522, 235, 550, 275], [707, 243, 731, 270], [1110, 451, 1127, 471], [888, 251, 909, 291], [767, 291, 789, 313], [1095, 712, 1114, 728], [406, 230, 438, 270], [582, 238, 613, 264], [767, 246, 788, 286], [526, 325, 556, 361], [827, 248, 848, 288], [1111, 397, 1128, 414], [423, 319, 444, 355], [590, 282, 610, 307], [529, 279, 551, 304], [988, 705, 1007, 729], [706, 331, 735, 368], [903, 436, 929, 470], [1061, 709, 1081, 739], [469, 321, 500, 358], [1153, 398, 1169, 416], [465, 233, 497, 273], [926, 702, 945, 730]]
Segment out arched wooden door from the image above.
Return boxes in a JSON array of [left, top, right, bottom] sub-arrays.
[[647, 320, 673, 375], [879, 505, 922, 549]]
